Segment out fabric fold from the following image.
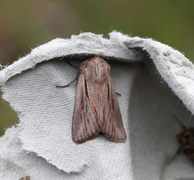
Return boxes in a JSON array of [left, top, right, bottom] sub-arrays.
[[0, 32, 194, 180]]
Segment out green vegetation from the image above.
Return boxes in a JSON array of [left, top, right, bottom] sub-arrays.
[[0, 0, 194, 136]]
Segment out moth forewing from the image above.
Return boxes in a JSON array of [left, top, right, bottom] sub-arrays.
[[72, 56, 126, 143], [19, 176, 30, 180], [168, 116, 194, 164]]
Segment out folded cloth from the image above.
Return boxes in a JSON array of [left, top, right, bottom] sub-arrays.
[[0, 32, 194, 180]]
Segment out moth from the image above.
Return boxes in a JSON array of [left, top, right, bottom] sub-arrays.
[[59, 56, 127, 144], [170, 116, 194, 163], [19, 176, 30, 180]]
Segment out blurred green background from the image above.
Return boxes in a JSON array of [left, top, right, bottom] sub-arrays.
[[0, 0, 194, 136]]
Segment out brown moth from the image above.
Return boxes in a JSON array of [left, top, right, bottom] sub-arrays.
[[67, 56, 126, 144], [19, 176, 30, 180], [170, 116, 194, 163]]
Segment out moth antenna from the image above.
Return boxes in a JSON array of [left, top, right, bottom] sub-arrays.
[[66, 61, 78, 69], [56, 76, 78, 88], [173, 116, 187, 130], [167, 147, 182, 164]]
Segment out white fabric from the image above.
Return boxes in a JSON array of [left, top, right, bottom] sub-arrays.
[[0, 32, 194, 180]]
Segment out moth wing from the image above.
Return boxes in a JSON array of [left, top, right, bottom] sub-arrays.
[[19, 176, 30, 180], [72, 73, 101, 144], [102, 77, 127, 143]]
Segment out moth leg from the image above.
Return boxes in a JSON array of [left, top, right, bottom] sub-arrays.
[[116, 92, 121, 96], [56, 76, 77, 88]]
